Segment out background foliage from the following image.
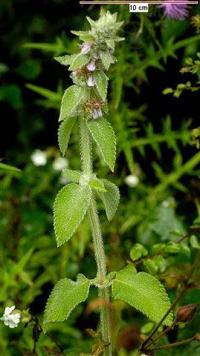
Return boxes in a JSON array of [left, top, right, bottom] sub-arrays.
[[0, 0, 200, 355]]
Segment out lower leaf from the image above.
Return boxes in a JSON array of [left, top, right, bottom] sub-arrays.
[[112, 267, 173, 325], [44, 274, 91, 324]]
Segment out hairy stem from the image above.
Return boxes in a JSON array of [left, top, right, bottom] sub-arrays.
[[80, 119, 112, 356]]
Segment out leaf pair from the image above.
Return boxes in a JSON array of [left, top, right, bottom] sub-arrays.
[[44, 267, 172, 328]]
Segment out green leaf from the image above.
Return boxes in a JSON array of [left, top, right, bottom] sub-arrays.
[[71, 30, 94, 42], [44, 274, 91, 324], [94, 71, 108, 101], [58, 117, 77, 156], [112, 268, 172, 326], [190, 235, 200, 249], [163, 88, 173, 95], [0, 162, 21, 174], [100, 51, 115, 70], [89, 178, 107, 192], [62, 169, 81, 183], [105, 39, 115, 50], [87, 118, 116, 171], [165, 242, 181, 254], [130, 243, 148, 262], [55, 54, 77, 66], [59, 85, 83, 122], [98, 179, 120, 221], [69, 53, 90, 71], [54, 183, 92, 246], [143, 259, 158, 275]]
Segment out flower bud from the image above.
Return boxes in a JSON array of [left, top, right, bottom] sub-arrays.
[[87, 74, 95, 87], [87, 61, 96, 72], [81, 42, 91, 54], [92, 108, 102, 120], [176, 304, 197, 323]]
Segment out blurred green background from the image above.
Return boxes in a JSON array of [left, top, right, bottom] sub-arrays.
[[0, 0, 200, 355]]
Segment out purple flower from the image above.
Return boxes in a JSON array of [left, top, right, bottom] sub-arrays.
[[160, 1, 189, 20], [87, 75, 95, 87], [92, 108, 102, 119], [87, 61, 96, 72], [81, 43, 92, 54]]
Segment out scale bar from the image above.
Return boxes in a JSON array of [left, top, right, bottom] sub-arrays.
[[80, 1, 199, 4]]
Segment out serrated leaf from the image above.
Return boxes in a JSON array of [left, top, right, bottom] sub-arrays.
[[62, 169, 81, 183], [71, 30, 94, 42], [100, 51, 115, 70], [44, 274, 90, 324], [58, 117, 77, 156], [94, 71, 108, 101], [59, 85, 83, 122], [112, 268, 173, 326], [86, 16, 96, 27], [98, 179, 120, 221], [87, 118, 116, 171], [89, 178, 106, 192], [54, 183, 92, 246], [69, 53, 90, 71], [105, 39, 115, 49], [55, 54, 77, 66]]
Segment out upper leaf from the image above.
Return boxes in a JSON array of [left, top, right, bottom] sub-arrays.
[[55, 54, 77, 66], [98, 179, 120, 221], [69, 53, 90, 71], [58, 116, 77, 156], [87, 118, 116, 172], [62, 169, 81, 183], [71, 30, 94, 42], [44, 274, 91, 324], [112, 267, 173, 325], [100, 51, 115, 70], [89, 178, 107, 192], [53, 183, 92, 246], [59, 85, 84, 122], [94, 71, 108, 101]]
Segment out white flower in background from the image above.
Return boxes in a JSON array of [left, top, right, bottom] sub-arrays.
[[59, 175, 69, 185], [125, 174, 139, 188], [87, 74, 95, 87], [1, 305, 21, 328], [31, 149, 47, 166], [53, 157, 68, 171], [87, 61, 96, 72], [81, 42, 91, 54]]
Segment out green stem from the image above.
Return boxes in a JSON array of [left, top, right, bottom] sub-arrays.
[[80, 119, 112, 356], [149, 336, 195, 351]]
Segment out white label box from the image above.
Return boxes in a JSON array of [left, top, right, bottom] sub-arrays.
[[129, 3, 149, 12]]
